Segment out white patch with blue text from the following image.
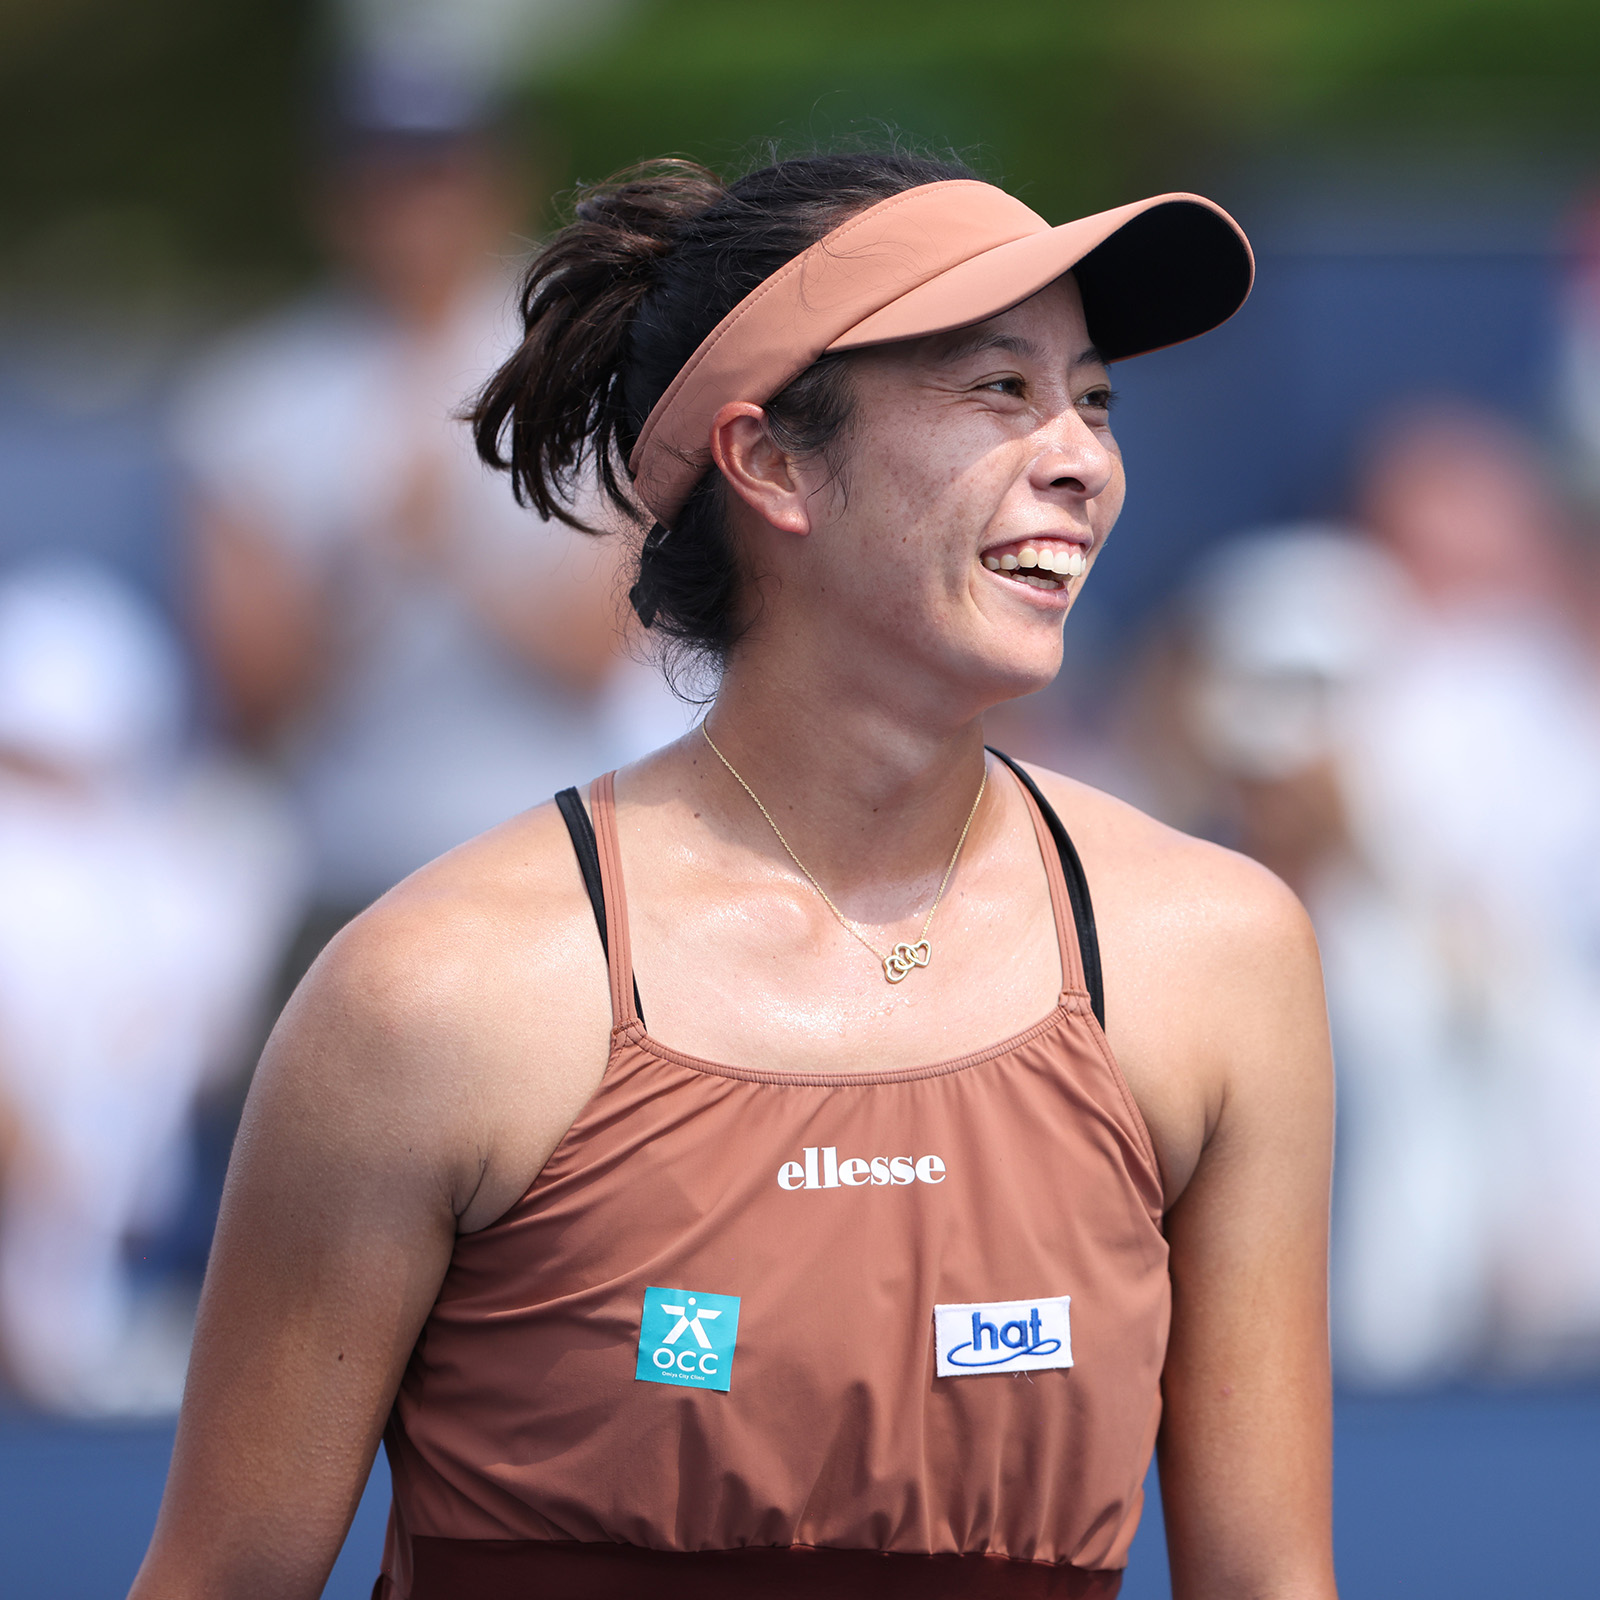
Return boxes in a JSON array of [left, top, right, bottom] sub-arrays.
[[934, 1294, 1073, 1376]]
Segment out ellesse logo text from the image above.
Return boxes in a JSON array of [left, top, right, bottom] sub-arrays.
[[776, 1146, 946, 1190]]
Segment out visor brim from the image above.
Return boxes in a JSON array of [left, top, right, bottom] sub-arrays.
[[827, 194, 1253, 361]]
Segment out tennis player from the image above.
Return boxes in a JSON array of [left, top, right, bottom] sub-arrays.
[[132, 150, 1337, 1599]]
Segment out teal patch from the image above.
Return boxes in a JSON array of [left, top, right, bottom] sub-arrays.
[[635, 1285, 741, 1392]]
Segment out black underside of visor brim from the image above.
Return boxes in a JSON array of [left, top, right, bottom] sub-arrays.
[[1074, 200, 1253, 362]]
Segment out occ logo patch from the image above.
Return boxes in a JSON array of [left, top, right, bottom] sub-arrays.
[[635, 1286, 741, 1392], [934, 1294, 1073, 1376]]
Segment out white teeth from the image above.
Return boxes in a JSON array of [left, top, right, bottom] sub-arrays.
[[1041, 547, 1088, 578], [985, 563, 1065, 591], [985, 545, 1088, 581]]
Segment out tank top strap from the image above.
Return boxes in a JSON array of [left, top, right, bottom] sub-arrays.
[[587, 771, 640, 1031], [1014, 772, 1086, 1003], [989, 751, 1100, 1020]]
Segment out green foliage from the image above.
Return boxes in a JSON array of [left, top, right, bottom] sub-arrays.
[[535, 0, 1600, 222], [2, 0, 1600, 296], [0, 0, 317, 299]]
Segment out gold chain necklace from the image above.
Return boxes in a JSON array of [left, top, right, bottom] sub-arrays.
[[700, 723, 987, 984]]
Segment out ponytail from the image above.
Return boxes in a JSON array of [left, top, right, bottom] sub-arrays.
[[471, 160, 724, 530], [472, 147, 980, 675]]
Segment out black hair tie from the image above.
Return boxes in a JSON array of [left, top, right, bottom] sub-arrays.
[[629, 582, 657, 629], [630, 522, 671, 628]]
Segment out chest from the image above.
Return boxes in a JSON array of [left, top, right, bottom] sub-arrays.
[[623, 840, 1066, 1078]]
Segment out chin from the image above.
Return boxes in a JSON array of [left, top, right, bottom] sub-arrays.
[[951, 634, 1065, 715]]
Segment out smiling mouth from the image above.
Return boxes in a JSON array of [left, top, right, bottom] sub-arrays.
[[980, 539, 1088, 591]]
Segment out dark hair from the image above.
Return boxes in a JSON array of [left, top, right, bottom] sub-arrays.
[[470, 147, 979, 678]]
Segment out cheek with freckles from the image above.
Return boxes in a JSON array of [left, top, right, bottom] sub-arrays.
[[830, 407, 1010, 577]]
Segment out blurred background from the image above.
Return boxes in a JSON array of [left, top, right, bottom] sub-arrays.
[[1, 0, 1599, 1594]]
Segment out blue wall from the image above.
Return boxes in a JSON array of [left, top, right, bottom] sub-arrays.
[[1081, 245, 1563, 638]]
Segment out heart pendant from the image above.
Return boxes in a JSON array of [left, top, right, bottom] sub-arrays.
[[883, 940, 932, 983]]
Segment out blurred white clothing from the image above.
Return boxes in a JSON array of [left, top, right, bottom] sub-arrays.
[[1183, 530, 1600, 1383], [174, 283, 674, 906], [0, 765, 304, 1414], [1342, 607, 1600, 1373], [1183, 532, 1495, 1382], [1343, 608, 1600, 950], [0, 561, 306, 1413], [1315, 867, 1498, 1384]]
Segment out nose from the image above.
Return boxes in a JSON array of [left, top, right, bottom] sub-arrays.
[[1027, 408, 1116, 503]]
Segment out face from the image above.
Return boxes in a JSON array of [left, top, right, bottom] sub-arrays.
[[319, 142, 519, 327], [768, 275, 1124, 715], [1361, 414, 1563, 607]]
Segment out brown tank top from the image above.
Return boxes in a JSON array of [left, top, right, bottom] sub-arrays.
[[376, 757, 1168, 1599]]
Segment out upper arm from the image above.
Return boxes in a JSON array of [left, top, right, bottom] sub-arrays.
[[131, 917, 478, 1599], [131, 834, 611, 1600], [1155, 871, 1337, 1599]]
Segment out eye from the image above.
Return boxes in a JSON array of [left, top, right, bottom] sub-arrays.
[[1077, 385, 1118, 415], [978, 375, 1027, 398]]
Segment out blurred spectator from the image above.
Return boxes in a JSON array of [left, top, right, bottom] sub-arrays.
[[1349, 408, 1600, 942], [0, 562, 303, 1414], [1122, 404, 1600, 1385], [1130, 526, 1496, 1386], [172, 69, 677, 936], [1351, 408, 1600, 1377]]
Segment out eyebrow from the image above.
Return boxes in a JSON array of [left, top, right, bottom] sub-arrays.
[[926, 328, 1107, 370]]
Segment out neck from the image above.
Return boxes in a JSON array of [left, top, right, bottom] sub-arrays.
[[702, 650, 994, 901]]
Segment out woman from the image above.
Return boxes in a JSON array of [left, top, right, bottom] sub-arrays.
[[133, 151, 1337, 1599]]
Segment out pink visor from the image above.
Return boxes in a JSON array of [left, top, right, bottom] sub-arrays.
[[627, 179, 1253, 525]]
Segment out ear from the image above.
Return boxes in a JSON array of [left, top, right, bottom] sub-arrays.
[[708, 402, 813, 537]]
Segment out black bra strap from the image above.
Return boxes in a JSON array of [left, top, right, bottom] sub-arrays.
[[986, 749, 1105, 1031], [555, 787, 646, 1027]]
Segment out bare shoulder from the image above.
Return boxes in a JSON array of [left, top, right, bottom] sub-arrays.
[[1016, 761, 1328, 1200], [1018, 760, 1316, 985], [249, 798, 614, 1232]]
